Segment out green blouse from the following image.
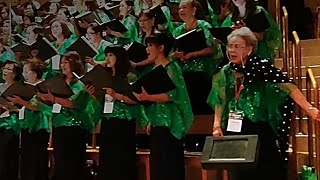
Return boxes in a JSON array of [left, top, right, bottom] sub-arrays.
[[143, 61, 193, 139], [51, 80, 95, 132], [0, 113, 20, 133], [161, 6, 175, 33], [172, 20, 224, 76], [207, 63, 290, 133], [93, 39, 113, 62], [20, 97, 51, 133], [207, 1, 232, 28], [114, 15, 139, 46]]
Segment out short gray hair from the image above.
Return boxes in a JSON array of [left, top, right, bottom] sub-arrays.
[[227, 27, 258, 52]]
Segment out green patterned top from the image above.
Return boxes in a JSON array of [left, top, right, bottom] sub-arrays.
[[20, 97, 51, 133], [93, 39, 113, 62], [114, 15, 139, 46], [172, 20, 223, 76], [97, 10, 110, 23], [51, 80, 95, 132], [206, 1, 232, 28], [143, 61, 193, 139], [207, 62, 290, 133], [161, 6, 175, 33]]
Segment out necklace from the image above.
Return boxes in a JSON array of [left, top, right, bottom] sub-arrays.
[[185, 18, 197, 31]]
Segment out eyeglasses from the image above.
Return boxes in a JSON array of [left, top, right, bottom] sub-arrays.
[[226, 44, 247, 50]]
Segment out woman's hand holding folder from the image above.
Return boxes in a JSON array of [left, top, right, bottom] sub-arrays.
[[37, 90, 55, 103], [7, 95, 24, 106]]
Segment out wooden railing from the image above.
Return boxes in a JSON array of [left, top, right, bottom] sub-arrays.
[[275, 0, 281, 28], [315, 7, 320, 38], [281, 6, 289, 73], [306, 68, 320, 175]]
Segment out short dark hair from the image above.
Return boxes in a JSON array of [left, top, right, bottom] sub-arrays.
[[61, 51, 85, 77], [104, 46, 130, 78], [3, 61, 22, 81], [145, 33, 174, 57]]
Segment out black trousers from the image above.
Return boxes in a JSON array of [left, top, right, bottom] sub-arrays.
[[226, 119, 287, 180], [20, 129, 50, 180], [150, 127, 185, 180], [52, 126, 88, 180], [0, 128, 19, 180], [97, 118, 137, 180], [183, 72, 213, 115]]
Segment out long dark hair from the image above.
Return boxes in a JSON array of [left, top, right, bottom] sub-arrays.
[[230, 0, 257, 22], [104, 47, 130, 78]]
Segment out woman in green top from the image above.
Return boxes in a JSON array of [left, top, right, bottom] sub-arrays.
[[172, 0, 223, 114], [37, 52, 93, 180], [207, 27, 320, 180], [0, 61, 22, 180], [207, 0, 232, 28], [230, 0, 281, 60], [130, 10, 159, 76], [133, 33, 193, 180], [152, 0, 175, 33], [107, 0, 139, 46], [45, 19, 77, 78], [8, 59, 50, 180], [14, 14, 35, 38], [86, 47, 140, 180], [56, 7, 81, 38], [85, 23, 113, 68]]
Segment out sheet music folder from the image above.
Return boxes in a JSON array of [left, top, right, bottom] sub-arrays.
[[174, 29, 207, 53], [125, 41, 148, 63], [76, 65, 113, 99], [209, 27, 233, 45], [131, 65, 175, 95], [37, 75, 74, 98], [201, 135, 259, 170], [66, 36, 98, 59], [1, 82, 37, 101]]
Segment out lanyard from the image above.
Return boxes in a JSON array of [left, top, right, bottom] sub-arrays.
[[234, 74, 244, 101]]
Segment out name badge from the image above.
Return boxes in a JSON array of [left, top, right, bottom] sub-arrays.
[[52, 103, 62, 113], [227, 110, 244, 132], [104, 94, 114, 113], [19, 106, 25, 120]]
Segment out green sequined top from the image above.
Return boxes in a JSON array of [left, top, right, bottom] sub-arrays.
[[51, 80, 95, 132], [172, 20, 224, 76], [161, 6, 175, 33], [207, 1, 232, 28], [20, 97, 51, 133], [113, 15, 139, 46], [93, 39, 113, 62], [207, 62, 292, 133], [143, 61, 193, 139]]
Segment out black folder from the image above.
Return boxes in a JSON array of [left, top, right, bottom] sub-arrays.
[[29, 37, 59, 61], [12, 33, 25, 43], [76, 65, 113, 99], [2, 82, 37, 102], [98, 19, 128, 33], [40, 14, 57, 27], [0, 96, 19, 112], [62, 0, 73, 6], [150, 5, 167, 25], [125, 41, 148, 63], [167, 2, 182, 22], [174, 29, 207, 53], [209, 27, 233, 45], [66, 36, 98, 59], [10, 42, 31, 58], [37, 75, 74, 98], [100, 3, 120, 19], [75, 11, 102, 23], [131, 65, 176, 95], [11, 6, 24, 16], [243, 11, 270, 33]]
